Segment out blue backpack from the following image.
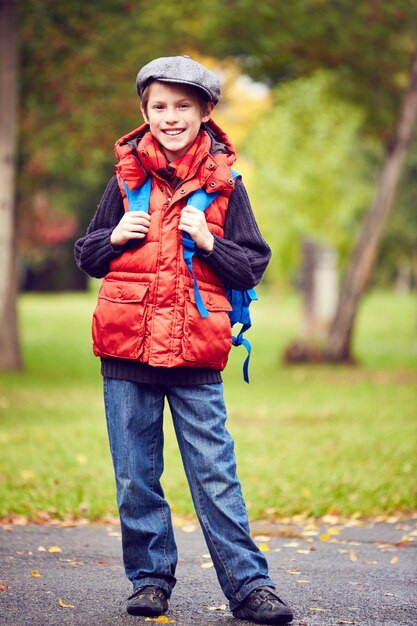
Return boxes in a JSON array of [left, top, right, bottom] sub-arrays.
[[121, 171, 258, 383]]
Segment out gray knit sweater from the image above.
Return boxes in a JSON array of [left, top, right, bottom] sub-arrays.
[[75, 175, 271, 385]]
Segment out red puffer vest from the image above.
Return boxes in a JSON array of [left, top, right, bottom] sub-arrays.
[[92, 120, 237, 371]]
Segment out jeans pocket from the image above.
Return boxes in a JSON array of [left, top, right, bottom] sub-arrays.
[[93, 279, 149, 359], [182, 287, 232, 369]]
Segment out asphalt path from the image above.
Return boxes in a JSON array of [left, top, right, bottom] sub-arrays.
[[1, 517, 416, 626]]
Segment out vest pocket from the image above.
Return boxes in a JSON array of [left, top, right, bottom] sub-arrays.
[[182, 287, 232, 369], [92, 280, 149, 360]]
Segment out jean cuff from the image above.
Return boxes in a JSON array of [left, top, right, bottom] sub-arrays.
[[229, 578, 276, 611], [132, 576, 175, 598]]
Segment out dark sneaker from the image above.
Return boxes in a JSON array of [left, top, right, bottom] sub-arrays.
[[233, 587, 293, 625], [127, 585, 169, 617]]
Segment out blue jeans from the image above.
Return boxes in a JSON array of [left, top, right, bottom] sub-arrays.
[[103, 378, 274, 610]]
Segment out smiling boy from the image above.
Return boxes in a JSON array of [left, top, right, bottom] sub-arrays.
[[75, 56, 293, 625]]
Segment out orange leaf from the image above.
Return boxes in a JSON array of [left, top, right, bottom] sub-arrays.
[[0, 584, 9, 591], [144, 617, 175, 623]]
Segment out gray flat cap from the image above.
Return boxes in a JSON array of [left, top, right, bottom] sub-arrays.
[[136, 56, 221, 104]]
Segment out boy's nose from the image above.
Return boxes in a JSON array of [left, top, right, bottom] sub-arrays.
[[165, 108, 179, 123]]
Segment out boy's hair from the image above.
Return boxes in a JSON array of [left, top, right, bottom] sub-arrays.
[[141, 80, 212, 117]]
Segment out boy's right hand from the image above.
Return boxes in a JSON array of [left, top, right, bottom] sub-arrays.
[[110, 211, 151, 247]]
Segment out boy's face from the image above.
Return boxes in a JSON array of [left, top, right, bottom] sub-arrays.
[[141, 81, 214, 162]]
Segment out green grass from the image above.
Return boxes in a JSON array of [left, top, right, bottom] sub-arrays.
[[0, 287, 416, 522]]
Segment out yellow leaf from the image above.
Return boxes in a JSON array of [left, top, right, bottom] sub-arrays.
[[309, 607, 325, 612], [349, 550, 357, 562], [20, 470, 34, 481], [31, 570, 43, 578], [208, 604, 227, 611], [328, 528, 340, 536], [295, 549, 311, 554], [144, 617, 175, 623], [201, 561, 213, 569], [48, 546, 62, 553], [296, 579, 310, 584], [258, 543, 269, 552], [320, 533, 330, 542], [390, 556, 399, 565], [285, 569, 301, 575], [58, 597, 74, 608]]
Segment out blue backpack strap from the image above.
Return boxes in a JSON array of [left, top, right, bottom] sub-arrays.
[[184, 169, 240, 317], [122, 176, 152, 214], [182, 188, 219, 318]]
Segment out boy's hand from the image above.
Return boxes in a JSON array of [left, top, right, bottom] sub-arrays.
[[110, 211, 151, 247], [179, 206, 214, 252]]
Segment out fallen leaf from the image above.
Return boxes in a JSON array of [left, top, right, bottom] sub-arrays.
[[253, 535, 271, 542], [296, 549, 311, 554], [37, 546, 47, 552], [328, 528, 341, 536], [201, 561, 213, 569], [285, 569, 301, 575], [309, 607, 325, 612], [48, 546, 62, 553], [58, 597, 74, 608], [31, 570, 43, 578], [296, 580, 310, 584], [258, 543, 270, 552], [144, 617, 175, 623], [180, 524, 197, 533], [208, 604, 227, 611], [320, 533, 330, 542], [390, 556, 399, 564], [349, 550, 358, 562], [97, 560, 108, 566], [0, 584, 9, 591], [337, 621, 356, 625], [283, 541, 299, 548], [20, 470, 35, 480], [107, 531, 121, 537], [384, 592, 396, 597]]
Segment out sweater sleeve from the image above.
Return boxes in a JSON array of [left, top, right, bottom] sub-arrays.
[[199, 178, 271, 290], [74, 176, 125, 278]]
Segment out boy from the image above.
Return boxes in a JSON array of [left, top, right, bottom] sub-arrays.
[[75, 55, 293, 625]]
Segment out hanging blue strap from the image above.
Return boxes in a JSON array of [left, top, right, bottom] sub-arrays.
[[226, 286, 258, 383]]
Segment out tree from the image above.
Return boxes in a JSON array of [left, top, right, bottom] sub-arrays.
[[0, 0, 21, 370], [202, 0, 417, 361], [325, 53, 417, 361]]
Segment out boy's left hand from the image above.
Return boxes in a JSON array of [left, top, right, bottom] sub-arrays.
[[179, 206, 214, 252]]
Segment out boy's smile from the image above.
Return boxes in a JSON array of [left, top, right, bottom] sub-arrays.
[[141, 82, 213, 162]]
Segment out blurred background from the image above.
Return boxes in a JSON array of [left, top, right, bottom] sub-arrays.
[[0, 0, 416, 523]]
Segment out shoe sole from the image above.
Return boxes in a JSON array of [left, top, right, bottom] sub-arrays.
[[233, 607, 293, 625], [127, 604, 167, 617]]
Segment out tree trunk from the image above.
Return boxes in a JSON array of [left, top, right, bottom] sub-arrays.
[[325, 52, 417, 362], [0, 0, 22, 370]]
